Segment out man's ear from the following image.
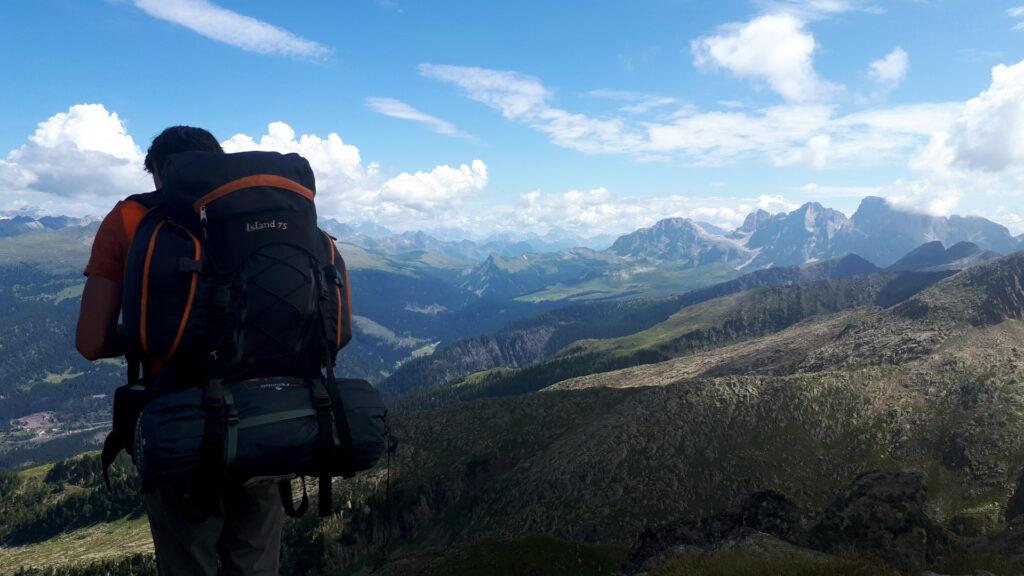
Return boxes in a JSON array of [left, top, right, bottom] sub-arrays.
[[152, 167, 162, 189]]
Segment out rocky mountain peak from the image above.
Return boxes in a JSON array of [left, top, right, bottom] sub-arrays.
[[608, 218, 750, 264], [736, 209, 772, 235], [850, 196, 892, 224]]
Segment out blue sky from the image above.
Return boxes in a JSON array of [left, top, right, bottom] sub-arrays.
[[2, 0, 1023, 238]]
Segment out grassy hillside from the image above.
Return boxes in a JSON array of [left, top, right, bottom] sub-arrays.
[[0, 455, 151, 575], [388, 255, 887, 404], [403, 270, 952, 407], [516, 261, 739, 302]]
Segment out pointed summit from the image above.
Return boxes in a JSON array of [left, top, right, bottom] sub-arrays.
[[735, 209, 772, 236], [744, 202, 851, 267]]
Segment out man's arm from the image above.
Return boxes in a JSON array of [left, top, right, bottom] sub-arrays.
[[76, 276, 126, 360]]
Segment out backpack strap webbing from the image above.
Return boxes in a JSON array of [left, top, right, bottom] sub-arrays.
[[184, 378, 228, 523], [310, 377, 336, 517], [100, 433, 120, 493], [280, 477, 309, 518], [101, 354, 149, 493]]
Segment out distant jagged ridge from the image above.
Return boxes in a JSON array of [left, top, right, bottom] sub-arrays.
[[612, 197, 1020, 270], [0, 214, 97, 238]]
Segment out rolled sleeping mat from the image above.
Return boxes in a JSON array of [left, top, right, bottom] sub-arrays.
[[133, 376, 387, 486]]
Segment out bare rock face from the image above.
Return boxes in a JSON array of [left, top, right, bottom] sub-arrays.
[[810, 471, 953, 569]]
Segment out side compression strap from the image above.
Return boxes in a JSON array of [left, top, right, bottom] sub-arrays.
[[310, 378, 336, 517], [102, 356, 148, 493], [186, 378, 227, 522], [100, 433, 120, 493], [279, 477, 309, 518], [325, 364, 356, 478]]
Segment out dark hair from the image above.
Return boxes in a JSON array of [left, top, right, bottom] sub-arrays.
[[144, 126, 224, 175]]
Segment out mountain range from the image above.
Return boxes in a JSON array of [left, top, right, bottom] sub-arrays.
[[2, 195, 1022, 469], [614, 196, 1021, 270]]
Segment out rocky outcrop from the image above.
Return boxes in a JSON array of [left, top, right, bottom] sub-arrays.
[[810, 471, 953, 569], [626, 473, 961, 574], [627, 490, 805, 572]]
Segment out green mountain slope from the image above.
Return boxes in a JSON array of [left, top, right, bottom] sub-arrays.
[[385, 255, 881, 401], [405, 269, 952, 406], [348, 254, 1024, 572]]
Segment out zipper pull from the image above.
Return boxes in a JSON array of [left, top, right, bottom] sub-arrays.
[[199, 205, 209, 240]]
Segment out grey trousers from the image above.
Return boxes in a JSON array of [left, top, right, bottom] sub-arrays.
[[143, 483, 284, 576]]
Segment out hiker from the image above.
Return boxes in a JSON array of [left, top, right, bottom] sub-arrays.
[[76, 126, 285, 576]]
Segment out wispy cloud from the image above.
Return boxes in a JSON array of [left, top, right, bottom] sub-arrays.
[[373, 0, 405, 13], [756, 0, 880, 19], [587, 89, 678, 114], [421, 63, 959, 168], [1008, 6, 1024, 29], [365, 97, 472, 138], [132, 0, 331, 60]]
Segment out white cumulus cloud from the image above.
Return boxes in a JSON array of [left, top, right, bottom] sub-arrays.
[[132, 0, 331, 60], [0, 104, 149, 215], [222, 121, 487, 226], [691, 13, 839, 103], [869, 47, 909, 87], [471, 188, 779, 240], [379, 160, 488, 211], [947, 58, 1024, 172]]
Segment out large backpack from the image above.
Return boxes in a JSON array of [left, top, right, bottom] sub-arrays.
[[122, 150, 351, 380], [102, 151, 385, 519]]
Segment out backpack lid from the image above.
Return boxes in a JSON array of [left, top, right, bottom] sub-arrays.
[[160, 151, 317, 228]]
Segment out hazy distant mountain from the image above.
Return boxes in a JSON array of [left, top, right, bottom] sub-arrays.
[[694, 221, 730, 237], [839, 196, 1019, 265], [616, 197, 1019, 270], [0, 214, 96, 237], [348, 220, 394, 238], [318, 217, 357, 238], [608, 218, 751, 265], [460, 249, 617, 299]]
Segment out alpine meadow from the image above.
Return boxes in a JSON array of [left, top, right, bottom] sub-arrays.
[[3, 2, 1024, 575]]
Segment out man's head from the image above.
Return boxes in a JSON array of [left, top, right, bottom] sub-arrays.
[[144, 126, 223, 188]]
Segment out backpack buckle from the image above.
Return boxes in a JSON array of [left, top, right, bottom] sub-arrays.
[[323, 266, 342, 287], [203, 379, 224, 408]]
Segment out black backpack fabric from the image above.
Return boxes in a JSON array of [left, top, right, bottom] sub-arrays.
[[101, 151, 381, 519], [121, 151, 352, 384]]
